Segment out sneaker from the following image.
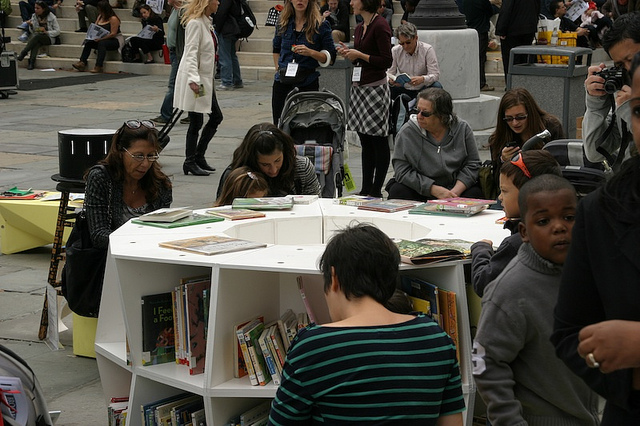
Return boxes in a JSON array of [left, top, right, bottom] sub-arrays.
[[217, 84, 233, 91], [233, 82, 244, 89], [37, 53, 49, 58], [480, 84, 495, 92], [16, 22, 29, 30], [179, 116, 190, 124], [75, 27, 88, 33], [150, 115, 168, 125], [18, 32, 28, 43]]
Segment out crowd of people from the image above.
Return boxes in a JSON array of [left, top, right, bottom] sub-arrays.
[[16, 0, 640, 423]]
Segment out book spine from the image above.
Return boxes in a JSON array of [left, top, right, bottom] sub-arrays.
[[236, 328, 258, 386], [269, 327, 286, 367], [297, 276, 316, 324], [247, 344, 267, 386], [258, 334, 280, 385]]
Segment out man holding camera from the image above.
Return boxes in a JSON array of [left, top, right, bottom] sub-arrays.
[[583, 11, 640, 168]]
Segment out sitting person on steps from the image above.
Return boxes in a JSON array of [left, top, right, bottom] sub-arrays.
[[16, 0, 61, 42], [16, 0, 61, 70], [75, 0, 99, 32], [128, 4, 165, 63]]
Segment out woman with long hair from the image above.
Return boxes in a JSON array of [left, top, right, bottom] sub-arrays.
[[271, 0, 336, 124], [217, 122, 321, 197], [488, 87, 564, 187], [129, 4, 165, 64], [72, 0, 123, 73], [337, 0, 392, 198], [173, 0, 223, 176], [85, 120, 172, 249], [16, 0, 60, 70]]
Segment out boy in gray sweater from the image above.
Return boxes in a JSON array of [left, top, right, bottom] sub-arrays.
[[473, 175, 600, 426]]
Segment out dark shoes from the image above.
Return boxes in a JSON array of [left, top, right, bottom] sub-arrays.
[[72, 61, 86, 71], [480, 84, 495, 92], [196, 157, 216, 172], [75, 27, 88, 32], [183, 161, 210, 176], [16, 52, 26, 61]]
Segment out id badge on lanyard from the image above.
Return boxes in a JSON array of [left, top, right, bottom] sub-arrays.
[[286, 61, 299, 77], [352, 66, 362, 82]]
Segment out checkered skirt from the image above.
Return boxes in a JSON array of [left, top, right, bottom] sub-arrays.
[[347, 83, 390, 137]]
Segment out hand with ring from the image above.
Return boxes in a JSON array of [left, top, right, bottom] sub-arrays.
[[578, 320, 640, 373], [586, 353, 600, 369]]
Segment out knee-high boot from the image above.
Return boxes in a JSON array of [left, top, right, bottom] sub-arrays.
[[195, 125, 216, 172], [183, 122, 209, 176]]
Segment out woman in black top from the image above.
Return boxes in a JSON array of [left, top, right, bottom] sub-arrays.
[[73, 0, 124, 73], [129, 4, 165, 63]]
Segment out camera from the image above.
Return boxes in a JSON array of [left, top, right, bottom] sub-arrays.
[[595, 66, 625, 94]]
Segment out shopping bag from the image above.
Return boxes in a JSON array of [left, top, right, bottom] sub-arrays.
[[536, 15, 560, 45], [265, 5, 283, 26]]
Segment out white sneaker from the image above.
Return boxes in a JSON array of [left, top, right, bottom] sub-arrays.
[[37, 53, 49, 58], [18, 32, 28, 43]]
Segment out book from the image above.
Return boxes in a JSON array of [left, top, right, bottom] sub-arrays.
[[232, 196, 294, 210], [243, 321, 271, 386], [136, 207, 192, 223], [171, 397, 203, 426], [257, 326, 281, 385], [154, 394, 200, 426], [401, 276, 440, 326], [409, 197, 496, 217], [132, 213, 223, 228], [140, 393, 190, 426], [0, 376, 29, 426], [190, 408, 206, 426], [296, 275, 332, 325], [141, 292, 175, 366], [233, 315, 264, 379], [438, 288, 459, 361], [236, 318, 263, 385], [184, 276, 211, 375], [159, 235, 267, 256], [240, 401, 271, 426], [206, 208, 266, 220], [395, 238, 472, 265], [291, 194, 319, 204], [277, 309, 298, 351], [333, 195, 381, 206], [392, 72, 411, 85], [357, 199, 420, 213], [268, 323, 287, 368], [264, 324, 283, 375]]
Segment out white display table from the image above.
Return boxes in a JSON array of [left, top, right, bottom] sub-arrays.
[[96, 200, 510, 426]]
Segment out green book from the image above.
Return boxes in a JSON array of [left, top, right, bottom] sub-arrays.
[[132, 213, 224, 228]]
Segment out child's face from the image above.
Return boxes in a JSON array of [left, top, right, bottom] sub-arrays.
[[519, 189, 576, 265], [498, 173, 520, 219], [629, 65, 640, 152]]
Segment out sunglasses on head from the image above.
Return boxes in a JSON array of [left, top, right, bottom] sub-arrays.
[[124, 119, 156, 130], [510, 152, 531, 178], [503, 114, 528, 123]]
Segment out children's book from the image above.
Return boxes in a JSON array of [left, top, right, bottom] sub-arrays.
[[159, 235, 267, 256], [291, 194, 319, 204], [140, 393, 189, 426], [184, 277, 211, 375], [141, 292, 175, 366], [268, 324, 287, 368], [333, 195, 381, 206], [357, 199, 420, 213], [257, 326, 281, 385], [277, 309, 298, 351], [297, 275, 332, 325], [190, 408, 206, 426], [401, 276, 440, 326], [206, 208, 266, 220], [233, 315, 264, 379], [236, 317, 264, 385], [243, 321, 271, 386], [232, 196, 294, 210], [154, 394, 200, 426], [132, 213, 223, 228], [437, 288, 459, 361], [409, 197, 496, 217], [136, 207, 192, 223], [395, 238, 472, 265], [239, 402, 271, 426]]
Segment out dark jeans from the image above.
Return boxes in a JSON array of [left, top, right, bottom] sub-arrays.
[[80, 38, 120, 67], [271, 78, 319, 125], [478, 30, 488, 88], [20, 33, 51, 65], [19, 0, 55, 21], [129, 35, 163, 54], [386, 178, 484, 201], [389, 80, 443, 102], [185, 91, 224, 160], [218, 34, 242, 87], [359, 132, 390, 197], [501, 33, 535, 84], [160, 49, 179, 120]]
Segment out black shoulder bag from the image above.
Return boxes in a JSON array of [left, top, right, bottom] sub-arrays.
[[61, 166, 112, 318]]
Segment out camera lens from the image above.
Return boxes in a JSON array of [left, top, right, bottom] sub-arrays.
[[603, 80, 619, 94]]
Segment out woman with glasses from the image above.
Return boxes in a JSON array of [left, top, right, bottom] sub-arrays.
[[84, 120, 173, 249], [488, 88, 564, 189], [173, 0, 223, 176], [386, 87, 482, 201]]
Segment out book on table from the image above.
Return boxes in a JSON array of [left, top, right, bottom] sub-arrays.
[[132, 212, 223, 228], [409, 197, 496, 217], [333, 195, 381, 206], [136, 207, 192, 223], [291, 194, 319, 204], [232, 196, 294, 210], [206, 208, 266, 220], [159, 235, 267, 256], [357, 199, 420, 213], [395, 238, 472, 265], [141, 292, 175, 366]]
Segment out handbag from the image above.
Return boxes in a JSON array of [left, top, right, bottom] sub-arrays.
[[278, 66, 314, 85], [265, 5, 282, 26], [61, 166, 112, 318]]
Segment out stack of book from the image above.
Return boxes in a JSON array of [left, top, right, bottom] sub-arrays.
[[231, 196, 294, 210], [107, 397, 128, 426], [357, 199, 421, 213], [409, 197, 496, 217], [140, 393, 204, 426], [225, 401, 271, 426]]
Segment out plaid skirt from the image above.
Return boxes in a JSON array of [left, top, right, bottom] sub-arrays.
[[348, 83, 390, 137]]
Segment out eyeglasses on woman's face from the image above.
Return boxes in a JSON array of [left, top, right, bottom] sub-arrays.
[[503, 114, 528, 123], [123, 147, 160, 162]]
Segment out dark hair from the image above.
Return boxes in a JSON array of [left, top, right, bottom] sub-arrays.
[[97, 0, 116, 19], [416, 87, 457, 127], [34, 0, 51, 16], [603, 11, 640, 55], [139, 4, 158, 17], [549, 0, 564, 16], [319, 223, 400, 305], [99, 122, 171, 202], [230, 123, 297, 196], [214, 166, 269, 206], [518, 174, 576, 220], [500, 150, 562, 189], [361, 0, 381, 13], [384, 289, 413, 314], [489, 88, 553, 163]]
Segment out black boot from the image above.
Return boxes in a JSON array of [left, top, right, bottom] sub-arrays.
[[195, 122, 218, 172], [183, 157, 210, 176], [195, 156, 215, 172], [16, 51, 26, 61], [27, 57, 35, 70]]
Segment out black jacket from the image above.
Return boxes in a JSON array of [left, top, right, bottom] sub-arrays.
[[463, 0, 496, 34], [495, 0, 540, 37], [214, 0, 240, 37]]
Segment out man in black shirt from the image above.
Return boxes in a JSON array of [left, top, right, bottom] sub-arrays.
[[549, 0, 590, 48]]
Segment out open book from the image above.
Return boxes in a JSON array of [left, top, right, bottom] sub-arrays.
[[391, 73, 411, 86], [395, 238, 473, 264]]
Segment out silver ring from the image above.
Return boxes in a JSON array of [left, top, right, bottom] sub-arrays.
[[587, 352, 600, 369]]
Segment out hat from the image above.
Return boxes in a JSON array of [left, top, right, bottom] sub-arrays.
[[588, 1, 597, 9]]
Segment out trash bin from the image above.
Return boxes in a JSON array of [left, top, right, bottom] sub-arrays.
[[507, 46, 592, 138]]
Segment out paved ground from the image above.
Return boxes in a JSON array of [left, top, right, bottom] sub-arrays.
[[0, 67, 493, 424]]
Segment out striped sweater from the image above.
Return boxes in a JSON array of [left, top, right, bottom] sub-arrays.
[[268, 314, 465, 425]]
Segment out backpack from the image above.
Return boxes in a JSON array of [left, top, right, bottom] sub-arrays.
[[235, 0, 256, 39], [121, 41, 137, 63]]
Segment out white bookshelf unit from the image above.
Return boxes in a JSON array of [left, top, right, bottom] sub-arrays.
[[95, 200, 510, 426]]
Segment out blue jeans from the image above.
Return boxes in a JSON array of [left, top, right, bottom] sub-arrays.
[[160, 49, 178, 120], [218, 35, 242, 87]]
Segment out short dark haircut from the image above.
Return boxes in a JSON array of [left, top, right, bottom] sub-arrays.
[[518, 174, 576, 219], [319, 224, 399, 305], [603, 11, 640, 54], [500, 150, 562, 189], [361, 0, 381, 14], [549, 0, 564, 17]]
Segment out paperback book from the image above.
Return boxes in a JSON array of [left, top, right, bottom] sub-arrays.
[[291, 194, 319, 204], [184, 276, 211, 375], [333, 195, 381, 206], [395, 238, 472, 265], [409, 197, 496, 217], [132, 213, 223, 228], [136, 207, 192, 223], [159, 235, 267, 256], [401, 276, 440, 325], [232, 196, 294, 210], [141, 292, 175, 366], [206, 208, 266, 220], [357, 199, 420, 213]]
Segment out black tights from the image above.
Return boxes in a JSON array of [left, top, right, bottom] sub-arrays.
[[358, 132, 390, 197]]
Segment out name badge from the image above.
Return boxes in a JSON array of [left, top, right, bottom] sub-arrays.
[[352, 66, 362, 82], [286, 62, 299, 77]]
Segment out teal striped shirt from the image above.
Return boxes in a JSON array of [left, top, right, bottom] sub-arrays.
[[268, 314, 465, 425]]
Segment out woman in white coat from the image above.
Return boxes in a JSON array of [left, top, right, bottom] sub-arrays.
[[173, 0, 223, 176]]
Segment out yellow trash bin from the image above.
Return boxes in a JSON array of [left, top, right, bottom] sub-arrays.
[[72, 313, 97, 358]]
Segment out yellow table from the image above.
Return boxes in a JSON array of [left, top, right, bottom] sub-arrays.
[[0, 194, 78, 254]]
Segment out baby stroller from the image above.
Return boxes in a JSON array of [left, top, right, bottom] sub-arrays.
[[279, 88, 347, 198], [542, 139, 607, 197]]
